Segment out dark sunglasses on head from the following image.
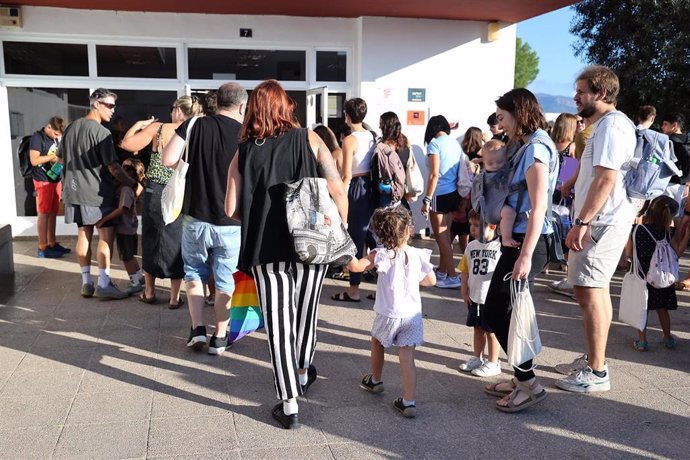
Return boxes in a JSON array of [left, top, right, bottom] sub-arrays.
[[99, 101, 116, 109]]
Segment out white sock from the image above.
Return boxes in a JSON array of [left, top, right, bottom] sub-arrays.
[[403, 399, 415, 407], [283, 398, 298, 415], [216, 330, 226, 339], [81, 266, 92, 285], [98, 269, 110, 288], [129, 270, 142, 284], [298, 372, 308, 386]]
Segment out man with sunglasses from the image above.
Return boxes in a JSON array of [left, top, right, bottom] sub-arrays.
[[57, 88, 142, 300]]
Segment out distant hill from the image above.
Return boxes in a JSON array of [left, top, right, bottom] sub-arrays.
[[536, 93, 577, 114]]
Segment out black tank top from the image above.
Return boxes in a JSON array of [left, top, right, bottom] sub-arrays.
[[238, 128, 320, 271]]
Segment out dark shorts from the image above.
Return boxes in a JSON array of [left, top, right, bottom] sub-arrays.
[[64, 204, 116, 228], [431, 191, 461, 214], [451, 221, 470, 237], [116, 233, 138, 262], [466, 301, 493, 333]]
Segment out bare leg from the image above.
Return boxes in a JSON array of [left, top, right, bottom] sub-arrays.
[[213, 290, 232, 336], [37, 213, 48, 249], [499, 206, 519, 247], [574, 285, 611, 371], [47, 213, 57, 246], [486, 332, 500, 364], [76, 225, 94, 268], [398, 346, 416, 401], [370, 337, 385, 381], [143, 271, 156, 298], [186, 280, 205, 328], [657, 309, 672, 340], [170, 278, 183, 304], [473, 327, 486, 358], [430, 211, 455, 276], [95, 226, 115, 271]]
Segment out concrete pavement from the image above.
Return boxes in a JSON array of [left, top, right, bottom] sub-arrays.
[[0, 236, 688, 459]]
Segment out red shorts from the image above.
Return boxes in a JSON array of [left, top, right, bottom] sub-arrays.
[[33, 180, 62, 214]]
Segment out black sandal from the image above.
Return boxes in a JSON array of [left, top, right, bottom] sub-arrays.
[[138, 293, 158, 304], [168, 296, 185, 310]]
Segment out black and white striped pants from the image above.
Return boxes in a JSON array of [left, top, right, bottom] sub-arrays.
[[251, 261, 328, 400]]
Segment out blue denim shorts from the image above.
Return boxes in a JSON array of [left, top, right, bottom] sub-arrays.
[[181, 215, 241, 294]]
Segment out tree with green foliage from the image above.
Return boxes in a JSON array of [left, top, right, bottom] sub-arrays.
[[571, 0, 690, 123], [514, 37, 540, 88]]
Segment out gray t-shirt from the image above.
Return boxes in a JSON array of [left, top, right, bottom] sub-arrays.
[[57, 118, 118, 208]]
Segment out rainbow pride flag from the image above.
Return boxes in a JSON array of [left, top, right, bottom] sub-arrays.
[[228, 271, 264, 342]]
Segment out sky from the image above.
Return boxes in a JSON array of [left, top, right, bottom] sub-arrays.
[[517, 5, 587, 97]]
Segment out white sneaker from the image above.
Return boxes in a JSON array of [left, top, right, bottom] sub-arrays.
[[555, 365, 611, 393], [471, 361, 502, 377], [554, 353, 588, 375], [459, 356, 484, 372], [436, 275, 461, 289], [549, 278, 575, 299]]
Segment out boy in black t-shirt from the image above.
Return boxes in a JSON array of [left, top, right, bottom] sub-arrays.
[[29, 116, 70, 258]]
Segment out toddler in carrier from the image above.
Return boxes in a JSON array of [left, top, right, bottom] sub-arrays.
[[481, 141, 520, 247]]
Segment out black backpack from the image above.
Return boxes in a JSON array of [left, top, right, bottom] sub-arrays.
[[17, 134, 33, 178]]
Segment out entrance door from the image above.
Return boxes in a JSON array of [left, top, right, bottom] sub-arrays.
[[306, 86, 328, 129]]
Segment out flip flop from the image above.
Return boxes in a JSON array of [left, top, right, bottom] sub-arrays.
[[495, 381, 547, 413], [632, 340, 648, 351], [169, 296, 185, 310], [331, 292, 361, 302], [366, 293, 376, 301], [138, 293, 158, 304]]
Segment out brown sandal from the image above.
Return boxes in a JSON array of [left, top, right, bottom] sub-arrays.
[[138, 293, 158, 304], [168, 296, 185, 310], [495, 380, 547, 413]]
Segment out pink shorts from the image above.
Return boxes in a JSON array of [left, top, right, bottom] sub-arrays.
[[33, 180, 62, 214]]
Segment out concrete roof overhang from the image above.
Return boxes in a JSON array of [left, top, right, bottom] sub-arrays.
[[12, 1, 578, 23]]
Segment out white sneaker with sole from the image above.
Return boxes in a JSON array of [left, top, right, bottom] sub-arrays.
[[549, 278, 575, 299], [471, 361, 502, 377], [459, 356, 484, 372], [554, 353, 588, 375], [555, 365, 611, 393]]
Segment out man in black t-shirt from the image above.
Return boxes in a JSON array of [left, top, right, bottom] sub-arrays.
[[162, 82, 248, 356], [29, 116, 68, 258]]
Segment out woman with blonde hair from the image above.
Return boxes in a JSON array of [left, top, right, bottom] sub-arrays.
[[120, 95, 203, 307]]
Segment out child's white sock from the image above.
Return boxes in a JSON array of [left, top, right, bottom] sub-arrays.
[[283, 398, 298, 415], [98, 269, 110, 288], [370, 376, 382, 384], [81, 266, 92, 285], [403, 399, 416, 407], [298, 372, 308, 386]]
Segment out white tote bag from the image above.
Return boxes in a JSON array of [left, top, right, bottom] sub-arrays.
[[618, 227, 649, 331], [506, 275, 542, 372], [161, 116, 198, 225], [405, 152, 424, 201]]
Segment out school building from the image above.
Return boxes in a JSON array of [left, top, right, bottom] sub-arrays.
[[0, 1, 575, 236]]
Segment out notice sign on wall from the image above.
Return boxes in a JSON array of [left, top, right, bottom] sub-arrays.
[[407, 110, 425, 126], [407, 88, 426, 102]]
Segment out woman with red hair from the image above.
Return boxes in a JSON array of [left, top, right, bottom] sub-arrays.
[[225, 80, 347, 429]]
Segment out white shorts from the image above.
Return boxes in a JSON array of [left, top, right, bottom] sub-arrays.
[[567, 223, 631, 288], [371, 312, 424, 348]]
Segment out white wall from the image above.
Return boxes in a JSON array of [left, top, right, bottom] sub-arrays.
[[2, 7, 517, 237]]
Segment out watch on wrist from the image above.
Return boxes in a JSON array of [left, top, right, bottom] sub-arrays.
[[575, 218, 589, 226]]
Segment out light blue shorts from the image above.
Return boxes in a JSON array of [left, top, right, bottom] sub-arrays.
[[181, 215, 240, 294]]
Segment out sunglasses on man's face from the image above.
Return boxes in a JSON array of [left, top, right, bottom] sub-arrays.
[[99, 101, 116, 110]]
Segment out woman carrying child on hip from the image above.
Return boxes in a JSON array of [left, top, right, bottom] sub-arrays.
[[458, 209, 502, 377], [632, 196, 690, 351], [348, 206, 436, 418]]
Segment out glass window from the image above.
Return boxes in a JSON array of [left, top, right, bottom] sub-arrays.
[[316, 51, 347, 82], [3, 41, 88, 76], [96, 45, 177, 78], [188, 49, 306, 81]]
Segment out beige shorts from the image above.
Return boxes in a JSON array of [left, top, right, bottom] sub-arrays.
[[567, 223, 631, 288]]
